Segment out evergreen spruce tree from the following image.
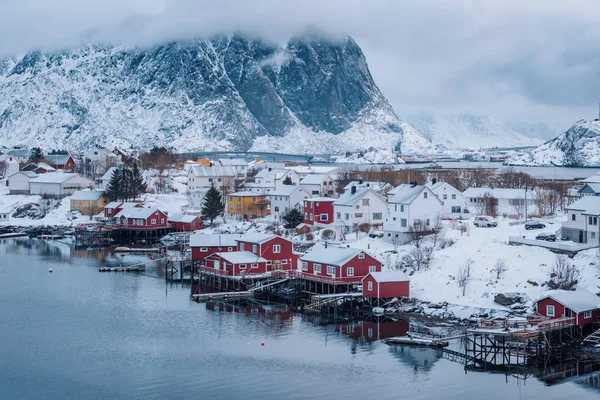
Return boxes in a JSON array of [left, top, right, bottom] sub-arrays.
[[201, 186, 224, 225], [131, 163, 147, 200], [105, 167, 123, 202], [29, 147, 44, 162], [282, 176, 293, 185], [283, 208, 303, 229]]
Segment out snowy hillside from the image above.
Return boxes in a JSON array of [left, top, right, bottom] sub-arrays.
[[509, 119, 600, 167], [405, 113, 546, 150], [0, 33, 428, 156]]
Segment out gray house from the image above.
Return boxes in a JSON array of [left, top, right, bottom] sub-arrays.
[[562, 197, 600, 244]]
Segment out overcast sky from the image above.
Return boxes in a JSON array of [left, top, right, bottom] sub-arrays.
[[2, 0, 599, 131]]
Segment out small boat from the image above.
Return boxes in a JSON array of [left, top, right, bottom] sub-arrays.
[[382, 335, 449, 348]]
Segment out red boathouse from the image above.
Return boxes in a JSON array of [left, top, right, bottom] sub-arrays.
[[168, 214, 203, 231], [189, 234, 239, 262], [535, 289, 600, 328], [362, 271, 410, 305], [298, 246, 381, 284]]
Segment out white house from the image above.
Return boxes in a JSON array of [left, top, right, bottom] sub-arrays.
[[29, 173, 95, 197], [333, 187, 388, 232], [267, 185, 311, 220], [463, 187, 534, 216], [186, 188, 210, 212], [383, 184, 443, 245], [100, 167, 117, 190], [299, 174, 335, 197], [287, 165, 339, 178], [425, 180, 465, 218], [245, 168, 300, 194], [188, 165, 237, 193], [217, 158, 248, 178], [0, 208, 10, 222], [84, 146, 119, 165], [561, 196, 600, 244], [7, 171, 38, 194], [344, 181, 393, 195], [0, 155, 19, 180]]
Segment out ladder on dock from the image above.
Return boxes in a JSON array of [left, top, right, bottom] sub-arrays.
[[583, 327, 600, 345]]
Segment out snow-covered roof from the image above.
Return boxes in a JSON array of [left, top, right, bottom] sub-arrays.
[[7, 149, 32, 158], [23, 162, 55, 172], [238, 233, 279, 244], [255, 168, 291, 179], [104, 201, 143, 209], [30, 173, 79, 184], [580, 183, 600, 193], [566, 196, 600, 215], [301, 246, 363, 266], [217, 158, 247, 167], [344, 181, 390, 191], [189, 234, 239, 248], [330, 219, 348, 227], [388, 184, 425, 204], [228, 191, 261, 197], [267, 185, 305, 197], [212, 251, 267, 264], [13, 171, 38, 178], [334, 188, 380, 207], [300, 174, 331, 185], [364, 271, 409, 283], [115, 207, 163, 220], [304, 197, 335, 202], [581, 173, 600, 184], [288, 165, 338, 175], [102, 167, 117, 181], [45, 154, 72, 165], [538, 289, 600, 313], [0, 154, 17, 162], [168, 214, 198, 223], [70, 190, 105, 201], [462, 187, 528, 200], [189, 165, 236, 177]]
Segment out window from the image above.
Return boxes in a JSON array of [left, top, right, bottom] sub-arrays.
[[151, 219, 156, 224], [362, 199, 370, 206], [274, 206, 280, 212], [593, 232, 597, 239], [239, 264, 247, 269], [266, 261, 272, 265], [373, 212, 382, 220], [336, 212, 341, 219], [584, 311, 593, 319], [347, 267, 354, 277], [240, 243, 245, 251], [547, 305, 555, 317], [200, 247, 208, 252], [358, 252, 365, 259], [312, 190, 319, 195], [327, 266, 336, 276], [314, 263, 322, 273], [228, 247, 233, 251], [369, 266, 377, 273], [345, 213, 349, 220], [282, 259, 288, 264], [443, 194, 447, 200], [305, 213, 308, 219], [424, 192, 428, 199], [273, 244, 281, 253], [451, 206, 461, 213], [161, 218, 164, 223], [400, 205, 404, 212], [252, 245, 257, 253], [368, 281, 373, 291], [251, 263, 258, 268], [572, 214, 576, 221], [452, 194, 456, 200], [208, 178, 213, 182], [414, 219, 421, 225], [310, 213, 313, 221], [302, 262, 308, 271], [590, 216, 598, 225], [401, 219, 407, 227], [251, 197, 256, 201], [355, 213, 363, 218], [426, 219, 430, 226], [217, 178, 222, 182], [320, 214, 328, 221]]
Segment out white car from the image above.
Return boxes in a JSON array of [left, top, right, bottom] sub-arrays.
[[473, 216, 497, 227]]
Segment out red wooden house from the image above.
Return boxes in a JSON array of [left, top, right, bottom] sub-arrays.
[[362, 271, 410, 304], [204, 251, 269, 276], [298, 246, 382, 284], [303, 197, 335, 226], [114, 207, 169, 229], [236, 234, 298, 271], [189, 234, 239, 262], [535, 289, 600, 328], [104, 202, 144, 218], [45, 154, 76, 171], [168, 214, 203, 231]]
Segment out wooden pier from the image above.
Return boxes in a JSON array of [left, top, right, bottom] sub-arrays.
[[99, 266, 145, 272], [192, 291, 255, 302]]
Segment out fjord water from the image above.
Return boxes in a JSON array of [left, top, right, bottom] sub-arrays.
[[0, 238, 597, 400]]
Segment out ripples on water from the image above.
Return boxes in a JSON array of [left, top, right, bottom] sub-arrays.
[[0, 238, 599, 399]]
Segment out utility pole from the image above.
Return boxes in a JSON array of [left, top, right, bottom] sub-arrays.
[[525, 186, 528, 222]]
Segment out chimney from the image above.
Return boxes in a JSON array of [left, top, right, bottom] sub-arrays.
[[359, 179, 363, 184], [351, 186, 356, 194], [410, 181, 417, 188], [432, 178, 437, 185], [324, 241, 328, 248]]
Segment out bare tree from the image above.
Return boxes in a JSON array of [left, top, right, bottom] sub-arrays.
[[457, 258, 473, 296], [532, 187, 554, 217], [410, 246, 433, 271], [492, 258, 508, 279], [408, 223, 430, 249], [474, 192, 498, 216], [334, 169, 361, 194], [431, 214, 444, 248], [0, 161, 6, 178], [548, 255, 580, 290], [512, 197, 526, 219]]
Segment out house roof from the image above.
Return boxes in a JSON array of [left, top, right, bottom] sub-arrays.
[[462, 187, 528, 200], [70, 190, 105, 201], [228, 191, 261, 197], [580, 183, 600, 193], [0, 154, 17, 162], [301, 246, 363, 266], [45, 154, 72, 165], [12, 171, 38, 178], [581, 173, 600, 184], [538, 289, 600, 313], [102, 167, 117, 181], [115, 207, 163, 220], [267, 185, 306, 197], [7, 149, 32, 158], [167, 214, 198, 223], [104, 201, 143, 209], [363, 271, 409, 283], [189, 234, 239, 248], [304, 197, 335, 202], [387, 184, 425, 204], [344, 181, 390, 191], [238, 233, 281, 244], [30, 173, 80, 184], [300, 174, 331, 185], [255, 168, 292, 180], [566, 196, 600, 215], [217, 158, 248, 167], [189, 165, 236, 178], [334, 188, 382, 207], [211, 251, 267, 264], [23, 162, 56, 172]]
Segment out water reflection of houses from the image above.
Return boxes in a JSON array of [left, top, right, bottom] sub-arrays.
[[205, 302, 294, 330], [334, 319, 409, 344], [388, 346, 443, 372]]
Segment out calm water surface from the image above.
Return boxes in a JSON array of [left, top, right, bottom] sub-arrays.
[[1, 238, 598, 400]]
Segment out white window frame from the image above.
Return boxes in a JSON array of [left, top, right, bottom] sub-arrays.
[[151, 219, 156, 224], [200, 247, 208, 252], [240, 243, 245, 251], [327, 266, 336, 276], [367, 281, 373, 291], [584, 310, 592, 319], [302, 262, 308, 271], [273, 244, 281, 253], [547, 305, 555, 317], [369, 266, 376, 273], [347, 267, 354, 277], [228, 247, 233, 251], [251, 263, 258, 269], [320, 213, 328, 221], [239, 264, 247, 269], [314, 263, 321, 273], [358, 253, 365, 259], [282, 259, 288, 265], [252, 244, 258, 253]]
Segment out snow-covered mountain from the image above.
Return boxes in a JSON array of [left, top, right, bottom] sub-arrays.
[[508, 119, 600, 167], [0, 33, 431, 156], [404, 113, 549, 150]]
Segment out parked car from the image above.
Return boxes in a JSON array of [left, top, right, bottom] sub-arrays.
[[525, 221, 546, 230], [369, 232, 384, 238], [536, 233, 557, 242], [474, 216, 498, 227]]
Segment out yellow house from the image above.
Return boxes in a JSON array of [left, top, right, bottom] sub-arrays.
[[70, 190, 109, 216], [227, 191, 270, 218]]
